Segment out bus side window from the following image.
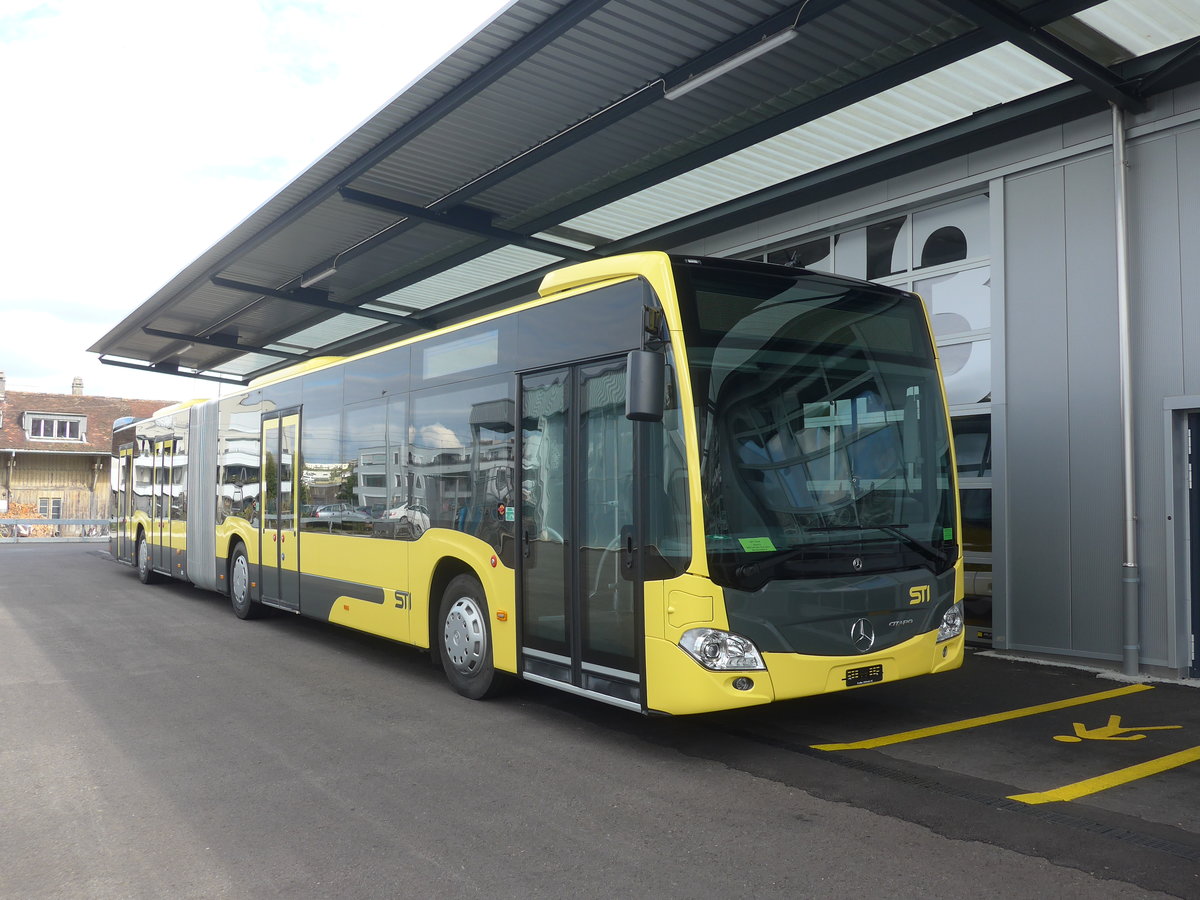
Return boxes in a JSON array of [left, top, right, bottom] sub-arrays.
[[410, 377, 514, 550]]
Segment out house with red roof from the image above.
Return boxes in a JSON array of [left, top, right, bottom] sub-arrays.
[[0, 372, 173, 535]]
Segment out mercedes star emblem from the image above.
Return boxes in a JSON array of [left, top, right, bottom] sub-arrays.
[[852, 556, 864, 571], [850, 618, 875, 653]]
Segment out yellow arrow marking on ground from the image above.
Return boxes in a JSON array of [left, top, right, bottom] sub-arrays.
[[811, 683, 1153, 751], [1009, 745, 1200, 804], [1053, 714, 1181, 742]]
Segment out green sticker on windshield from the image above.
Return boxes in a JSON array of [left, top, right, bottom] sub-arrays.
[[943, 527, 954, 540], [739, 537, 777, 553]]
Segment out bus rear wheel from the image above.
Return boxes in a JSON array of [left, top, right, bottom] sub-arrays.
[[136, 534, 158, 585], [438, 574, 507, 700], [229, 544, 262, 620]]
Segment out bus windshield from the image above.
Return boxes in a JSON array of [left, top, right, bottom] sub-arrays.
[[673, 258, 957, 591]]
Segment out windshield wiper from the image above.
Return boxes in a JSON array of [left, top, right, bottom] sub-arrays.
[[731, 543, 855, 590], [727, 524, 948, 588], [808, 523, 947, 568], [733, 544, 811, 582]]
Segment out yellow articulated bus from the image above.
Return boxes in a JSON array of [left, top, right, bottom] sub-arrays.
[[111, 252, 963, 714]]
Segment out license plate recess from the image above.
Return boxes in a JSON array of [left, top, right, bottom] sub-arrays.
[[844, 664, 884, 686]]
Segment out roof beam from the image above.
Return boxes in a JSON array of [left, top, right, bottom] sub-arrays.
[[98, 356, 249, 386], [503, 4, 1107, 242], [310, 2, 836, 282], [263, 12, 1181, 368], [1137, 35, 1200, 96], [511, 34, 996, 239], [181, 274, 428, 374], [429, 0, 843, 212], [954, 0, 1145, 110], [141, 326, 309, 361], [292, 2, 835, 291], [209, 276, 329, 303], [210, 276, 427, 328], [190, 275, 433, 375], [338, 188, 599, 261], [614, 85, 1112, 254], [340, 68, 1121, 344]]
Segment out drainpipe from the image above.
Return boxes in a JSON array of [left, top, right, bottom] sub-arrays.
[[1113, 103, 1140, 677]]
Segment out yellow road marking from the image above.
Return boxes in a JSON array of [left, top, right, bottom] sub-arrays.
[[1053, 714, 1181, 742], [1008, 745, 1200, 804], [811, 683, 1154, 751]]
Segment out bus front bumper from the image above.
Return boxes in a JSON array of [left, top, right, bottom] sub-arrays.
[[645, 630, 964, 715]]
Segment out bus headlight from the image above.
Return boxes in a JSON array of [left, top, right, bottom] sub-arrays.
[[937, 603, 964, 642], [679, 628, 766, 671]]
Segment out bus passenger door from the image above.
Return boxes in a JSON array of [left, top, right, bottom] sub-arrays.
[[152, 439, 173, 574], [519, 359, 642, 709], [161, 439, 184, 578], [116, 446, 134, 562], [260, 413, 301, 612]]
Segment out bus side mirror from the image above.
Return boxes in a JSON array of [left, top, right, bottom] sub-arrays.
[[626, 349, 665, 422]]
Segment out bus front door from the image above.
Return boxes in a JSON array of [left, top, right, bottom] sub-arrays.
[[519, 359, 643, 710], [260, 413, 301, 612]]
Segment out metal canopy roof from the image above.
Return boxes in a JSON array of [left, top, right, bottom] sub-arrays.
[[91, 0, 1200, 386]]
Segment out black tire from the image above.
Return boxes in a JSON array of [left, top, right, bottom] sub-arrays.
[[228, 543, 262, 620], [136, 533, 159, 584], [437, 574, 508, 700]]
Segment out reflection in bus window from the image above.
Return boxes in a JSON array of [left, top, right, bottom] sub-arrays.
[[410, 378, 514, 554]]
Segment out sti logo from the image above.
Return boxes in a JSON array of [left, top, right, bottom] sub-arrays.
[[908, 585, 931, 605]]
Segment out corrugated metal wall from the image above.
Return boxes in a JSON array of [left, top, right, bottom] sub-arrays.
[[1003, 155, 1125, 659], [1003, 115, 1200, 668]]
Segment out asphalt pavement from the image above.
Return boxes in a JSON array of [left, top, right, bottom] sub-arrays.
[[1, 543, 1197, 898]]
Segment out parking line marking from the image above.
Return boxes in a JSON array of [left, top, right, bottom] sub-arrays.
[[1008, 745, 1200, 804], [811, 684, 1154, 751]]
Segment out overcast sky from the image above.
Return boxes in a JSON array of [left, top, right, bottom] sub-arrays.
[[0, 0, 512, 403]]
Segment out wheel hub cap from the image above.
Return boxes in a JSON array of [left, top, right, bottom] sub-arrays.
[[232, 557, 248, 604], [444, 597, 485, 675]]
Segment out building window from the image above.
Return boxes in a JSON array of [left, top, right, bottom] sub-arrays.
[[866, 216, 908, 279], [920, 226, 968, 267], [38, 497, 63, 519], [25, 414, 86, 441]]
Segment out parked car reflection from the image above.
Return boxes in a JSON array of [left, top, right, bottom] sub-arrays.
[[383, 502, 430, 538]]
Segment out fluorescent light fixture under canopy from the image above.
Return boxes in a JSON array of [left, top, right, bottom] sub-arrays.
[[299, 265, 338, 288], [664, 29, 798, 100]]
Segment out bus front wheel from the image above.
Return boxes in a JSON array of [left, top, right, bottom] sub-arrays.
[[229, 544, 262, 620], [438, 574, 507, 700]]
